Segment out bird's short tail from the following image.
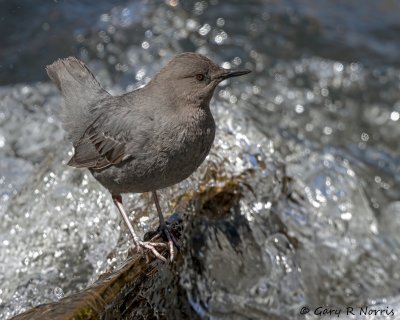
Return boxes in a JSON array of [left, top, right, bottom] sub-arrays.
[[46, 57, 104, 94], [46, 57, 110, 144]]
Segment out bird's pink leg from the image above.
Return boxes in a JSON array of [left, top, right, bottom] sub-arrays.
[[112, 194, 167, 262], [151, 191, 179, 262]]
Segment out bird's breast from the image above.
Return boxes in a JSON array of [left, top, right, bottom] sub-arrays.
[[158, 111, 216, 185]]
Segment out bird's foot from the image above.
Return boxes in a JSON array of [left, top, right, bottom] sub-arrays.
[[134, 240, 168, 262], [150, 224, 180, 262]]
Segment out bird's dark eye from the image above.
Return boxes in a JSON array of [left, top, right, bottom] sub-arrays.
[[196, 74, 205, 81]]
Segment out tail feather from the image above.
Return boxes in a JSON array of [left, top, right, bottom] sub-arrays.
[[46, 57, 110, 144]]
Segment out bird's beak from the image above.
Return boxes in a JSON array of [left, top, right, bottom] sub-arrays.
[[219, 68, 251, 80]]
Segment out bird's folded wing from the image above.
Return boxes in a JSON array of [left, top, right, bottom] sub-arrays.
[[67, 117, 129, 171]]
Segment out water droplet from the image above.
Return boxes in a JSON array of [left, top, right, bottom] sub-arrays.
[[295, 104, 304, 114], [390, 111, 399, 121], [199, 24, 211, 36], [361, 132, 369, 141], [141, 41, 150, 50], [53, 287, 64, 300]]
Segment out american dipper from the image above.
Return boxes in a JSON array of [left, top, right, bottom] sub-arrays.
[[46, 52, 250, 261]]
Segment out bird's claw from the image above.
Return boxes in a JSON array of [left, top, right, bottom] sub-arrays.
[[150, 224, 180, 262], [134, 241, 167, 262]]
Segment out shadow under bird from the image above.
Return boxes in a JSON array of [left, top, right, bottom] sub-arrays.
[[46, 52, 250, 261]]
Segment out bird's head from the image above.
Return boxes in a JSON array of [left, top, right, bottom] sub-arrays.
[[151, 52, 250, 108]]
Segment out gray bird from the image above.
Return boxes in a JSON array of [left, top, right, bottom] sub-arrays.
[[46, 52, 250, 261]]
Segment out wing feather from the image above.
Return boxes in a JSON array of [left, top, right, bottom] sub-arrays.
[[66, 91, 153, 171], [67, 118, 130, 171]]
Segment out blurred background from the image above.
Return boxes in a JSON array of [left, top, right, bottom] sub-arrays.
[[0, 0, 399, 319]]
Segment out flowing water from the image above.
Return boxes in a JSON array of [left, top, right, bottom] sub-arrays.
[[0, 0, 399, 319]]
